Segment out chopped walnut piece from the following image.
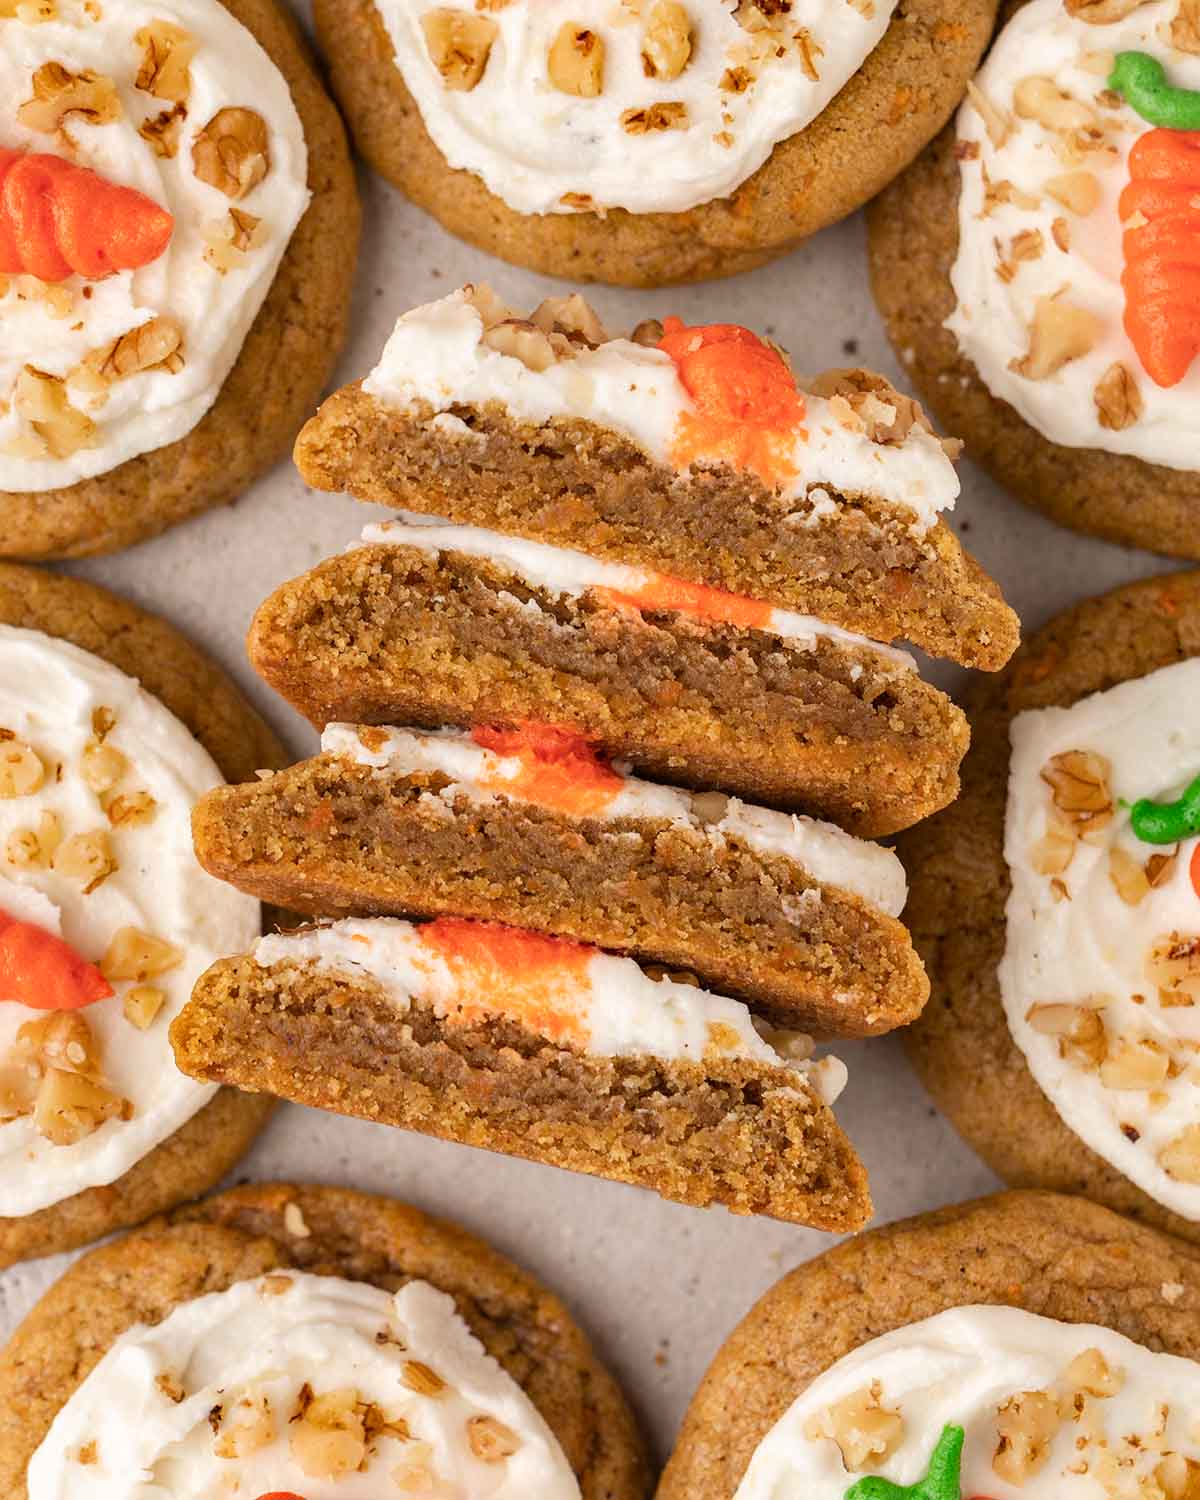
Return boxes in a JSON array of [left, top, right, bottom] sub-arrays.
[[1170, 0, 1200, 52], [1064, 0, 1153, 17], [17, 62, 121, 133], [403, 1360, 448, 1397], [34, 1067, 129, 1145], [1109, 846, 1150, 905], [1147, 933, 1200, 1001], [721, 65, 753, 93], [1045, 169, 1102, 215], [803, 1383, 903, 1472], [548, 23, 605, 96], [80, 740, 127, 794], [100, 926, 184, 982], [481, 319, 558, 372], [806, 368, 939, 448], [1014, 76, 1100, 133], [13, 367, 97, 460], [105, 790, 158, 827], [51, 830, 116, 893], [530, 292, 608, 348], [1026, 1001, 1109, 1069], [1147, 851, 1178, 889], [0, 0, 57, 21], [138, 102, 187, 158], [994, 1390, 1061, 1485], [289, 1389, 367, 1479], [981, 167, 1041, 216], [1011, 295, 1101, 380], [1094, 362, 1143, 431], [621, 101, 688, 132], [420, 8, 497, 90], [156, 1372, 186, 1403], [1161, 1126, 1200, 1184], [0, 738, 45, 798], [192, 108, 270, 199], [467, 1414, 521, 1462], [1101, 1036, 1171, 1091], [214, 1391, 275, 1457], [630, 318, 665, 346], [967, 79, 1011, 147], [1040, 750, 1113, 839], [77, 317, 184, 391], [1065, 1347, 1123, 1397], [641, 0, 691, 79], [1032, 820, 1075, 877], [1156, 1454, 1200, 1499], [124, 985, 166, 1030], [6, 811, 62, 869], [134, 20, 196, 103], [0, 1059, 39, 1123], [202, 208, 267, 274], [17, 1011, 102, 1077]]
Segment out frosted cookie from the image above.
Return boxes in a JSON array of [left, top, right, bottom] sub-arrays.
[[190, 721, 926, 1035], [900, 570, 1200, 1244], [659, 1189, 1200, 1500], [311, 0, 996, 286], [172, 914, 870, 1229], [247, 519, 970, 837], [0, 564, 283, 1268], [0, 0, 359, 560], [868, 0, 1200, 558], [0, 1182, 650, 1500], [295, 286, 1018, 669]]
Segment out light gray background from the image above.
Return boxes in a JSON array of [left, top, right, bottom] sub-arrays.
[[0, 15, 1179, 1471]]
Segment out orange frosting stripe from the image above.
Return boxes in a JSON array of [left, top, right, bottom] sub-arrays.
[[593, 573, 772, 630], [417, 916, 594, 1046], [471, 721, 623, 816], [0, 906, 113, 1011], [0, 148, 174, 283], [657, 316, 806, 487], [1119, 128, 1200, 388]]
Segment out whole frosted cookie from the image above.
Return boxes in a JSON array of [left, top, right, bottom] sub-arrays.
[[0, 564, 284, 1268], [900, 571, 1200, 1243], [0, 0, 360, 559], [314, 0, 997, 285], [0, 1182, 650, 1500], [659, 1190, 1200, 1500], [868, 0, 1200, 558]]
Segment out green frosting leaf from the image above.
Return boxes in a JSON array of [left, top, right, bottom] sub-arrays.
[[1109, 51, 1200, 130], [1130, 772, 1200, 845]]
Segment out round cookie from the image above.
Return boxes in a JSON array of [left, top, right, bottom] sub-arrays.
[[316, 0, 996, 287], [0, 0, 360, 561], [0, 563, 285, 1269], [0, 1180, 651, 1500], [867, 0, 1200, 559], [898, 570, 1200, 1244], [659, 1189, 1200, 1500]]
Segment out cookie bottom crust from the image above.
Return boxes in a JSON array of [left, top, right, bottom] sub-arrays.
[[248, 543, 968, 837], [172, 959, 871, 1231]]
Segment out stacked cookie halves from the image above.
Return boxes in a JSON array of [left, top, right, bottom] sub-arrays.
[[171, 284, 1020, 1232]]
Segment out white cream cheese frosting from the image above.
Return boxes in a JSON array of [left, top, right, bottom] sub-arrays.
[[0, 625, 260, 1216], [1000, 657, 1200, 1222], [0, 0, 310, 492], [374, 0, 896, 216], [254, 914, 849, 1103], [357, 517, 917, 670], [946, 0, 1199, 471], [361, 288, 960, 531], [732, 1304, 1200, 1500], [26, 1270, 582, 1500], [321, 722, 909, 917]]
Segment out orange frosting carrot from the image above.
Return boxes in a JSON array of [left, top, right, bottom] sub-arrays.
[[657, 316, 805, 486], [418, 916, 593, 1046], [593, 572, 772, 631], [1119, 128, 1200, 388], [471, 721, 623, 816], [0, 906, 113, 1010], [1190, 842, 1200, 902], [0, 148, 174, 283]]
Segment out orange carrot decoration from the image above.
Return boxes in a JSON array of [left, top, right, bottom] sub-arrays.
[[471, 721, 623, 817], [0, 148, 174, 283], [1190, 842, 1200, 903], [0, 906, 113, 1010], [657, 317, 805, 487]]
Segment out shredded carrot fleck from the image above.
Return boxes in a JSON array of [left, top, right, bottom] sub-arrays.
[[0, 906, 113, 1010], [593, 573, 772, 630], [471, 722, 623, 816], [418, 916, 594, 1046], [657, 317, 805, 486], [0, 147, 173, 283], [1119, 128, 1200, 388]]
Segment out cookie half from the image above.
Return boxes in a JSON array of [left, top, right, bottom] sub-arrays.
[[899, 571, 1200, 1245], [659, 1189, 1200, 1500], [314, 0, 995, 286], [0, 0, 360, 560], [295, 286, 1017, 669], [0, 1181, 650, 1500], [867, 0, 1199, 558], [0, 564, 284, 1268], [247, 523, 970, 837], [172, 914, 870, 1230]]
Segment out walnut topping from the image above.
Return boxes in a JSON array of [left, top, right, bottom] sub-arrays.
[[721, 65, 753, 93], [621, 101, 689, 132], [192, 108, 270, 199], [980, 167, 1041, 216], [1064, 0, 1153, 17], [6, 811, 62, 869], [1146, 933, 1200, 1002], [1031, 821, 1076, 877], [1014, 76, 1100, 133], [289, 1389, 367, 1479], [34, 1067, 130, 1144], [0, 738, 45, 799], [1161, 1126, 1200, 1184], [0, 0, 57, 21], [134, 20, 196, 103], [13, 367, 97, 460], [202, 208, 267, 274], [967, 79, 1012, 147], [805, 368, 943, 449], [462, 281, 516, 329], [1109, 846, 1151, 905], [1010, 295, 1101, 380], [997, 228, 1044, 284], [76, 318, 184, 396], [19, 1012, 102, 1077], [156, 1372, 186, 1404], [467, 1415, 521, 1462], [630, 317, 665, 347], [214, 1391, 275, 1457], [481, 319, 558, 372], [1026, 1001, 1109, 1069], [1170, 0, 1200, 53], [80, 740, 127, 794], [641, 0, 692, 79], [123, 985, 166, 1030], [803, 1383, 904, 1472], [17, 63, 121, 133], [1094, 362, 1143, 431], [1039, 751, 1113, 838], [421, 8, 497, 90], [99, 927, 184, 982], [530, 292, 608, 348], [994, 1390, 1061, 1485], [1045, 170, 1102, 215], [138, 103, 187, 159], [1100, 1035, 1170, 1091], [1064, 1347, 1123, 1397], [105, 790, 158, 828], [402, 1360, 448, 1397], [548, 23, 605, 96], [12, 1012, 131, 1144], [51, 830, 116, 893]]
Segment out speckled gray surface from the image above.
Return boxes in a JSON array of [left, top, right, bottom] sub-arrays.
[[0, 9, 1179, 1471]]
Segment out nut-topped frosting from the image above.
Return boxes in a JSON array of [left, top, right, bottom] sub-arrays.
[[0, 0, 310, 493], [730, 1304, 1200, 1500], [947, 0, 1200, 471], [372, 0, 897, 216], [1000, 656, 1200, 1221], [0, 625, 260, 1216], [26, 1270, 582, 1499]]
